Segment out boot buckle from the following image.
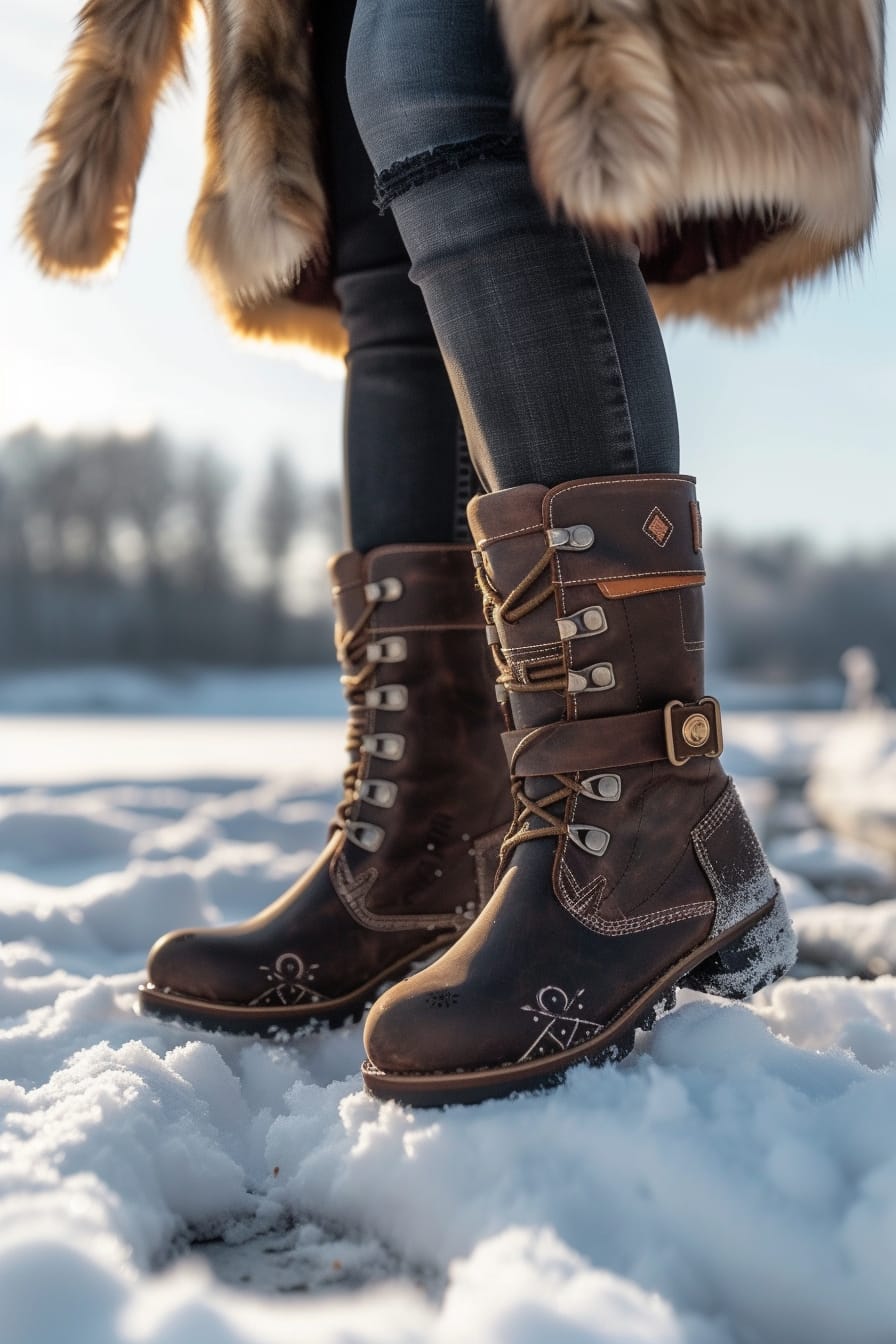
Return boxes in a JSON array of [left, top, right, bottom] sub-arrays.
[[664, 697, 723, 767]]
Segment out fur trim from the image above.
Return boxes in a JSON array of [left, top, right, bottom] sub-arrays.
[[225, 293, 347, 357], [649, 228, 852, 332], [23, 0, 886, 339], [22, 0, 194, 276], [188, 0, 328, 312], [495, 0, 886, 324]]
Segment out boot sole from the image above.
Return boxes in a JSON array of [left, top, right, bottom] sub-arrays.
[[361, 890, 796, 1107], [137, 935, 457, 1035]]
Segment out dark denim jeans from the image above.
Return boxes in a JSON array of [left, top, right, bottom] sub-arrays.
[[312, 0, 476, 552], [346, 0, 680, 492]]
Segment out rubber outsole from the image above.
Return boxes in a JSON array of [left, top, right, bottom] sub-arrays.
[[137, 935, 456, 1036], [361, 890, 796, 1107]]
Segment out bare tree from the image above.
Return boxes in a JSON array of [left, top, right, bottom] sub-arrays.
[[257, 447, 303, 598], [117, 430, 176, 574], [182, 448, 232, 592]]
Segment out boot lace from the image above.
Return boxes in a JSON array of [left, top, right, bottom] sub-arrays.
[[333, 593, 382, 833], [476, 549, 591, 860]]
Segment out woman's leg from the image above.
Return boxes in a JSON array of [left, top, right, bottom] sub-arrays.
[[311, 0, 476, 551], [345, 0, 679, 493]]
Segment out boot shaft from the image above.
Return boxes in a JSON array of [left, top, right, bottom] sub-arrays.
[[469, 476, 728, 928], [327, 544, 509, 908], [468, 475, 708, 731]]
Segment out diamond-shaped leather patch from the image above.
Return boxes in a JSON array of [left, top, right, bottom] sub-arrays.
[[643, 507, 674, 547]]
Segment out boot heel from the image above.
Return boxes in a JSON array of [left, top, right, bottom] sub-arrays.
[[683, 890, 797, 1000]]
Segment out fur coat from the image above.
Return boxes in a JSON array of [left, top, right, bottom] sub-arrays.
[[23, 0, 886, 354]]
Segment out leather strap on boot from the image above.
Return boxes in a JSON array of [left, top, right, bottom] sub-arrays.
[[503, 696, 724, 774]]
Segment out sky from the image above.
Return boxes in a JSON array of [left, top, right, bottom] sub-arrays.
[[2, 2, 895, 551]]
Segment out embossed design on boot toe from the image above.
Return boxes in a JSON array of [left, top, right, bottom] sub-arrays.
[[249, 952, 324, 1007], [519, 985, 602, 1061]]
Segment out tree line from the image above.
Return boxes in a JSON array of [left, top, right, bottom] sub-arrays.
[[706, 535, 896, 696], [1, 427, 894, 691], [0, 427, 341, 665]]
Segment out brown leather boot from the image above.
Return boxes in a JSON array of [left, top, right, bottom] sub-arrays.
[[140, 544, 510, 1032], [362, 476, 796, 1104]]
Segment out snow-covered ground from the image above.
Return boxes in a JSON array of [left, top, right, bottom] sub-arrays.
[[1, 696, 895, 1344]]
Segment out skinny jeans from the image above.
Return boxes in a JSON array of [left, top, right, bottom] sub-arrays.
[[316, 0, 680, 548]]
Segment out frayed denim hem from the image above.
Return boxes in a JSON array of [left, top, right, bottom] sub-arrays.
[[374, 132, 526, 213]]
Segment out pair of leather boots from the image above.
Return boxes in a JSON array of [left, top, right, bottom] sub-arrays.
[[142, 475, 796, 1106]]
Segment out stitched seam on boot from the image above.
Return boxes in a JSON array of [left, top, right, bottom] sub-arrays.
[[557, 770, 710, 931], [555, 869, 713, 935], [621, 600, 643, 709], [692, 781, 774, 938], [623, 769, 699, 917], [479, 523, 546, 545], [332, 851, 463, 933], [505, 640, 564, 656], [678, 591, 705, 652]]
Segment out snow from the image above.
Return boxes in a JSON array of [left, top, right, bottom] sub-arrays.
[[809, 710, 896, 857], [1, 699, 895, 1343], [793, 901, 896, 978], [0, 666, 343, 719]]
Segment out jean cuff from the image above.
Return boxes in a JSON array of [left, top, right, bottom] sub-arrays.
[[374, 132, 527, 213]]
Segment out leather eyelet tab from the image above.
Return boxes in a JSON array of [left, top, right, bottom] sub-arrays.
[[568, 662, 615, 694], [366, 636, 407, 663], [581, 773, 621, 802], [556, 606, 607, 640], [546, 525, 594, 551], [345, 819, 385, 853], [364, 577, 403, 602], [361, 733, 406, 761], [364, 684, 408, 711], [568, 825, 610, 856], [357, 779, 398, 809]]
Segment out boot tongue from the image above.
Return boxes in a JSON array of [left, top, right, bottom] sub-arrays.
[[468, 485, 547, 554], [470, 486, 561, 731], [328, 551, 366, 645]]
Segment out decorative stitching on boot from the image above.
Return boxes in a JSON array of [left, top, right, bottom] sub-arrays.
[[692, 781, 777, 938], [249, 953, 327, 1007], [558, 851, 713, 935], [478, 522, 546, 546], [678, 591, 705, 652], [331, 850, 470, 934], [472, 824, 510, 913], [643, 507, 674, 547], [556, 860, 714, 935], [518, 985, 603, 1061]]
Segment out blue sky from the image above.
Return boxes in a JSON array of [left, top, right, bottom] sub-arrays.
[[3, 2, 894, 551]]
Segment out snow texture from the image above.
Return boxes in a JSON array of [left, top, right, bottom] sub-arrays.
[[1, 704, 895, 1344]]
